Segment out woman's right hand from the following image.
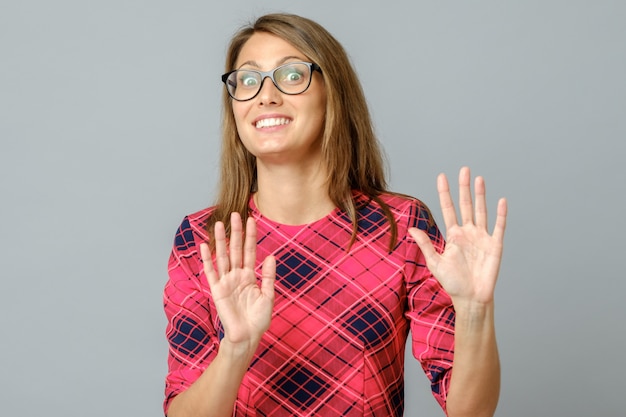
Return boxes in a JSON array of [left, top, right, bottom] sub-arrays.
[[200, 212, 276, 348]]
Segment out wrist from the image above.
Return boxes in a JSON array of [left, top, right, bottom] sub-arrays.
[[452, 299, 495, 330], [218, 337, 260, 362]]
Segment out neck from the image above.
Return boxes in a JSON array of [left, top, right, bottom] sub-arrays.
[[254, 160, 335, 225]]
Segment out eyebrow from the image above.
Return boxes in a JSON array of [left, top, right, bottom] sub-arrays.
[[237, 55, 306, 70]]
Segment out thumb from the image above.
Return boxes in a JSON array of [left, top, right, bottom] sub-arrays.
[[408, 227, 439, 271]]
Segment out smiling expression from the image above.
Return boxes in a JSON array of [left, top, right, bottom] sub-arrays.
[[231, 32, 327, 164]]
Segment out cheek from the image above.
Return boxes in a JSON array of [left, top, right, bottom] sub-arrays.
[[309, 97, 327, 130], [232, 103, 243, 123], [232, 104, 250, 134]]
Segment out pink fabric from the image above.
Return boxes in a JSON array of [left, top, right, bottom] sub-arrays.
[[163, 192, 454, 416]]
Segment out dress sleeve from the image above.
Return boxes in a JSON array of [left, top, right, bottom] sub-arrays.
[[163, 216, 220, 415], [403, 200, 455, 413]]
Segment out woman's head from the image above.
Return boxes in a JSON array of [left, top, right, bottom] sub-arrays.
[[222, 13, 386, 190], [223, 13, 354, 144]]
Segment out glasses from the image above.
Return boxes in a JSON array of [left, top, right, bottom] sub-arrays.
[[221, 62, 322, 101]]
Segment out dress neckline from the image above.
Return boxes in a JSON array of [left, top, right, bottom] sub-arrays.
[[248, 194, 345, 232]]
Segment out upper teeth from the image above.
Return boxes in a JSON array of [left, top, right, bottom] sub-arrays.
[[256, 118, 290, 128]]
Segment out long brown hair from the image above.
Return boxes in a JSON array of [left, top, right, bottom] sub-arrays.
[[208, 13, 398, 249]]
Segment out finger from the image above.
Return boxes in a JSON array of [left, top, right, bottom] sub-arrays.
[[474, 175, 488, 230], [243, 216, 257, 270], [200, 242, 218, 287], [492, 197, 508, 243], [458, 166, 474, 225], [437, 172, 458, 230], [260, 255, 276, 300], [408, 227, 440, 272], [214, 221, 229, 277], [229, 212, 243, 269]]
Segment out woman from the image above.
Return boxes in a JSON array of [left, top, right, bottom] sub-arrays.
[[163, 13, 507, 417]]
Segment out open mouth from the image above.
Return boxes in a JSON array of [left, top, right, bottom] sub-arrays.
[[255, 117, 291, 129]]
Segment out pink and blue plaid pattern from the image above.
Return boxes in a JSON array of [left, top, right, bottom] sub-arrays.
[[164, 192, 454, 416]]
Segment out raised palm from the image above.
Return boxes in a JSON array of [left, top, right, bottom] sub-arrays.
[[409, 167, 507, 307], [200, 213, 275, 346]]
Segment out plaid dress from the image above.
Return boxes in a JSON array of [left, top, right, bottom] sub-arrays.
[[164, 192, 454, 416]]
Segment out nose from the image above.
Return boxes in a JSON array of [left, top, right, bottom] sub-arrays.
[[256, 76, 282, 105]]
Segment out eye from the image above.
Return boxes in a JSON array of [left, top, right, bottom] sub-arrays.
[[238, 72, 259, 88], [277, 65, 306, 85], [285, 71, 303, 82]]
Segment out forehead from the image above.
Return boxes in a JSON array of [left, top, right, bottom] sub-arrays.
[[235, 32, 307, 69]]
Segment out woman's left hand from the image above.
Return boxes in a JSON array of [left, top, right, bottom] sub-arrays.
[[409, 167, 507, 307]]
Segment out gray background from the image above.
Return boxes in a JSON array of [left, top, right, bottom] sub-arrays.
[[1, 1, 625, 416]]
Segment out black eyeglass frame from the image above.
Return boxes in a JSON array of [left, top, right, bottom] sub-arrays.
[[221, 62, 322, 102]]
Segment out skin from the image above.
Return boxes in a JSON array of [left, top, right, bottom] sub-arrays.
[[232, 35, 327, 166], [167, 32, 508, 417]]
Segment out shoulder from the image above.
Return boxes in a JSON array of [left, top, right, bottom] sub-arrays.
[[172, 206, 215, 250], [376, 192, 426, 211], [360, 191, 434, 227]]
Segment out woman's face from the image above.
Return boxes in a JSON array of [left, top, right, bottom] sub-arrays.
[[231, 32, 326, 165]]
